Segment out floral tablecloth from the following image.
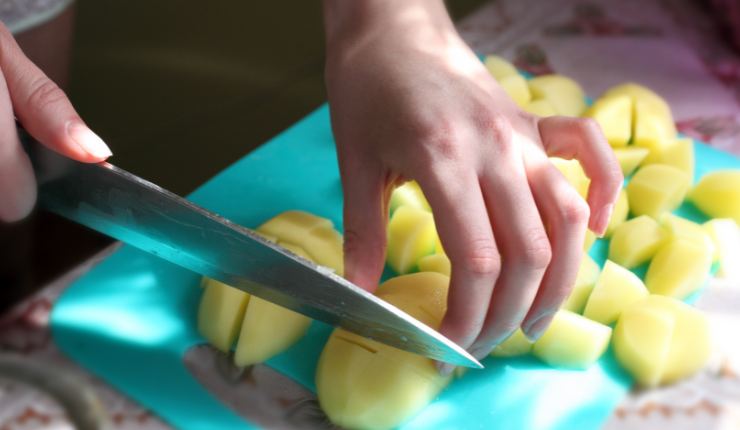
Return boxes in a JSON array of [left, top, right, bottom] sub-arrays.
[[2, 0, 740, 429]]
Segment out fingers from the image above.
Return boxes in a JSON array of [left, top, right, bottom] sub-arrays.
[[468, 141, 550, 359], [538, 116, 623, 235], [0, 24, 111, 162], [416, 168, 500, 357], [340, 159, 389, 292], [0, 71, 35, 221], [520, 154, 589, 340]]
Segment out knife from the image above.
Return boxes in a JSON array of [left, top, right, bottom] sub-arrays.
[[20, 132, 480, 368]]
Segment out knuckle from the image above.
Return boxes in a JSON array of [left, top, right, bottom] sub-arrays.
[[559, 193, 590, 226], [458, 239, 501, 276], [417, 119, 464, 162], [477, 110, 512, 141], [519, 229, 552, 270], [26, 78, 66, 114]]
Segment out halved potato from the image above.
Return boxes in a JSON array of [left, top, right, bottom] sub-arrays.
[[197, 278, 250, 352]]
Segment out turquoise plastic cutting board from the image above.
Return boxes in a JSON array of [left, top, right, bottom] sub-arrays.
[[51, 104, 740, 430]]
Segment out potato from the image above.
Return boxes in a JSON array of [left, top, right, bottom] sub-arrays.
[[499, 74, 532, 107], [387, 206, 438, 274], [198, 211, 344, 365], [645, 238, 713, 299], [605, 188, 629, 238], [603, 83, 676, 152], [703, 218, 740, 279], [613, 147, 650, 177], [689, 170, 740, 224], [614, 295, 710, 387], [659, 213, 715, 256], [584, 94, 632, 147], [523, 99, 558, 117], [583, 261, 648, 325], [642, 137, 694, 180], [418, 253, 451, 277], [490, 328, 533, 358], [389, 181, 431, 214], [613, 300, 675, 387], [626, 164, 690, 219], [197, 278, 250, 352], [528, 75, 587, 116], [316, 273, 452, 430], [608, 215, 667, 268], [551, 158, 590, 199], [532, 310, 612, 369], [561, 254, 600, 314], [483, 55, 518, 80], [583, 230, 597, 252], [234, 296, 311, 366], [258, 210, 344, 275]]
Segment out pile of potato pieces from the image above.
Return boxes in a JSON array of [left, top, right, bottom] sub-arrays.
[[193, 55, 740, 430]]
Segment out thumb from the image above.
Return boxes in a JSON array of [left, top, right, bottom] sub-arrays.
[[0, 24, 111, 162], [341, 164, 389, 292]]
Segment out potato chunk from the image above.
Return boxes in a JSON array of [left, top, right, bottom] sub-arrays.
[[613, 147, 650, 177], [491, 328, 533, 358], [585, 94, 632, 147], [561, 254, 600, 314], [689, 170, 740, 224], [645, 238, 713, 299], [583, 261, 648, 325], [418, 253, 451, 277], [532, 310, 612, 369], [197, 278, 250, 352], [703, 218, 740, 279], [642, 137, 694, 180], [499, 74, 532, 107], [483, 55, 518, 80], [608, 215, 666, 268], [605, 189, 629, 238], [387, 206, 438, 274], [389, 181, 431, 214], [528, 75, 587, 116], [626, 164, 690, 219], [614, 295, 710, 387]]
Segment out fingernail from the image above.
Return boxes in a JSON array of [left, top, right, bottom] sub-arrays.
[[67, 120, 112, 159], [523, 312, 554, 342], [436, 361, 455, 377], [596, 203, 614, 232]]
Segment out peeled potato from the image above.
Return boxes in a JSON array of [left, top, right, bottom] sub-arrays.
[[659, 213, 715, 257], [561, 254, 601, 314], [583, 230, 597, 252], [418, 253, 451, 277], [499, 74, 532, 107], [608, 215, 666, 268], [532, 310, 612, 370], [613, 299, 675, 387], [626, 164, 691, 219], [614, 295, 710, 387], [584, 94, 632, 147], [703, 218, 740, 279], [491, 328, 533, 358], [605, 188, 629, 238], [551, 158, 590, 199], [523, 99, 558, 117], [642, 137, 694, 181], [689, 170, 740, 224], [387, 206, 438, 274], [613, 147, 650, 177], [390, 181, 431, 214], [583, 261, 649, 325], [316, 273, 452, 430], [528, 75, 587, 116], [197, 278, 250, 352], [645, 238, 713, 299], [603, 83, 676, 152], [483, 55, 518, 80]]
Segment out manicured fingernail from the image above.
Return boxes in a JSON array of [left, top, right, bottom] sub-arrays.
[[436, 362, 455, 377], [523, 312, 554, 342], [67, 120, 112, 159]]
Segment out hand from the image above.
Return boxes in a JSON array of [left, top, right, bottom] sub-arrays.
[[323, 0, 622, 367], [0, 23, 111, 222]]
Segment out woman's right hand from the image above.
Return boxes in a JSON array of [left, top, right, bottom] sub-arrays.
[[0, 22, 111, 222]]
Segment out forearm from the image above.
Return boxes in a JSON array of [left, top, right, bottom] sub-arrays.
[[322, 0, 456, 62]]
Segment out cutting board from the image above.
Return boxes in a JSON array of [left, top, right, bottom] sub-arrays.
[[51, 104, 740, 430]]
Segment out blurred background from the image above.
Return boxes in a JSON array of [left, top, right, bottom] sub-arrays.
[[0, 0, 487, 311]]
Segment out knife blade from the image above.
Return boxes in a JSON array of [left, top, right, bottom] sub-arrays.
[[21, 133, 480, 368]]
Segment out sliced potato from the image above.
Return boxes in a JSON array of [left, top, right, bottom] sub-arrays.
[[645, 238, 713, 299], [584, 94, 632, 147], [642, 137, 694, 180], [197, 278, 250, 352], [390, 181, 431, 214], [387, 206, 438, 274], [528, 75, 587, 116], [689, 170, 740, 224], [613, 147, 650, 177], [532, 310, 612, 370], [626, 164, 690, 219], [561, 254, 601, 314], [418, 253, 451, 277], [608, 215, 666, 268], [605, 188, 629, 238], [491, 328, 533, 358], [583, 260, 649, 325]]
